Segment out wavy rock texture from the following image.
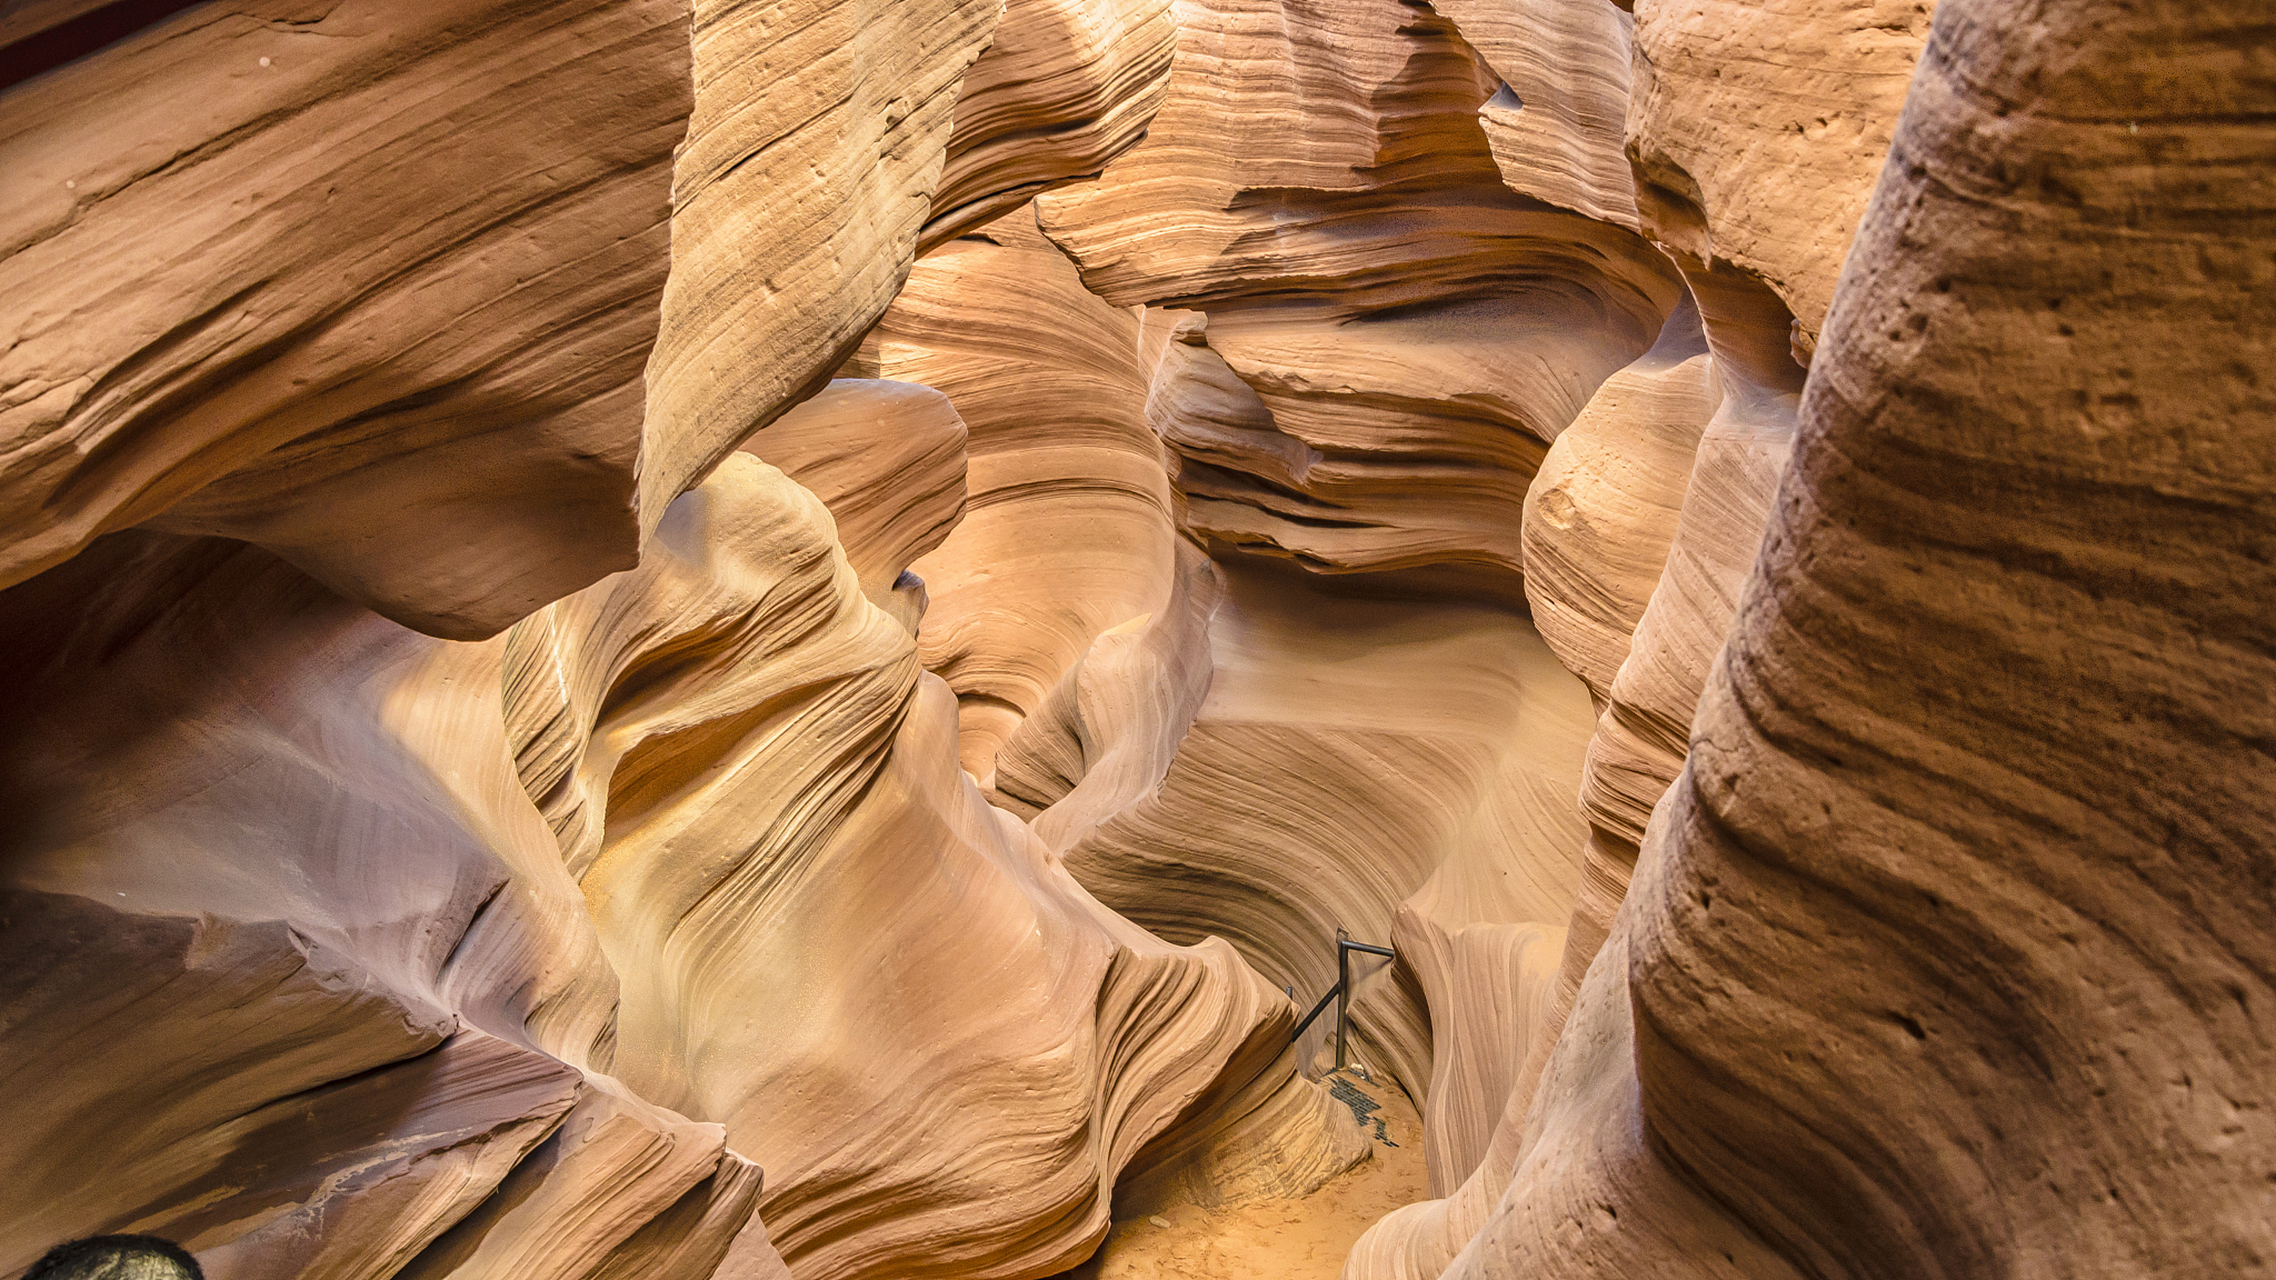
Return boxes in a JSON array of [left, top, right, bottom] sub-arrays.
[[1037, 0, 1682, 595], [1610, 5, 2276, 1274], [1342, 315, 1795, 1280], [1359, 3, 2273, 1278], [924, 0, 1176, 247], [0, 419, 1291, 1280], [1439, 0, 1641, 231], [505, 450, 1322, 1280], [1009, 0, 1688, 1154], [0, 0, 1135, 642], [746, 377, 971, 631], [0, 0, 689, 638], [1000, 547, 1595, 1120], [1, 0, 2265, 1279], [1520, 295, 1715, 703], [1339, 0, 1926, 1272], [0, 528, 782, 1278], [1004, 0, 1705, 1236], [857, 208, 1178, 780], [636, 0, 1002, 538], [1626, 0, 1934, 361]]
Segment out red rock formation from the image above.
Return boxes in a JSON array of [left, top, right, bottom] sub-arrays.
[[856, 209, 1178, 782], [0, 0, 690, 639], [0, 0, 2264, 1277]]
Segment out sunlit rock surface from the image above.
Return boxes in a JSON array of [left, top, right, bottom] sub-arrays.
[[507, 452, 1313, 1280], [924, 0, 1177, 247], [857, 209, 1178, 781], [0, 0, 2265, 1277]]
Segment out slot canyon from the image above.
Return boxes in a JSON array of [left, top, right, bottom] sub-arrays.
[[0, 0, 2268, 1276]]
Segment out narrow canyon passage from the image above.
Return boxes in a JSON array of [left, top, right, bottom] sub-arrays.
[[0, 1, 2267, 1279]]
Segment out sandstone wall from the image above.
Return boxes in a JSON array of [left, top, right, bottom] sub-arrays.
[[0, 0, 2264, 1277]]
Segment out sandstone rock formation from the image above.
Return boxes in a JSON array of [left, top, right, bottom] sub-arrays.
[[923, 0, 1176, 247], [0, 0, 1240, 1269], [855, 210, 1178, 780], [1036, 0, 1683, 597], [0, 0, 690, 638], [1, 0, 2267, 1278]]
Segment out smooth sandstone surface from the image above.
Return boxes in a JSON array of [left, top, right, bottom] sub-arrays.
[[1037, 0, 1681, 595], [1615, 5, 2276, 1274], [857, 209, 1178, 780], [924, 0, 1176, 247], [1371, 4, 2272, 1279], [0, 0, 2266, 1279], [0, 528, 768, 1278], [0, 0, 1229, 1255], [0, 0, 690, 638], [508, 451, 1316, 1280], [1626, 0, 1933, 361]]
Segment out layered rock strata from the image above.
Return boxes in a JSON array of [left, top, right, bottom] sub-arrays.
[[1, 1, 2266, 1279], [857, 209, 1178, 781], [0, 0, 1220, 1269], [1037, 0, 1682, 596], [0, 400, 1325, 1279], [0, 0, 1172, 641], [508, 450, 1329, 1280], [923, 0, 1176, 247], [1364, 2, 2274, 1277]]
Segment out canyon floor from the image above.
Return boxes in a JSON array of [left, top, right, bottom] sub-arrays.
[[1062, 1073, 1426, 1280]]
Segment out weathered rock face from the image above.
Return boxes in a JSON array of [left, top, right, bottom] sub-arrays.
[[0, 0, 1220, 1268], [506, 450, 1314, 1280], [1037, 0, 1683, 597], [1613, 4, 2276, 1273], [0, 0, 1165, 642], [1358, 3, 2275, 1279], [0, 406, 1308, 1279], [1, 0, 2266, 1277], [924, 0, 1177, 247], [855, 210, 1178, 781], [0, 0, 689, 639], [0, 528, 755, 1277]]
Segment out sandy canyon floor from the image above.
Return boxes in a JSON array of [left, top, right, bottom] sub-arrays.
[[1059, 1073, 1426, 1280]]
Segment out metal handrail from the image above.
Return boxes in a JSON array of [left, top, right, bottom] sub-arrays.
[[1287, 927, 1395, 1073]]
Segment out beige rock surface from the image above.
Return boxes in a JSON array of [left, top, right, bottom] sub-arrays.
[[743, 378, 971, 629], [1626, 0, 1934, 361], [1036, 0, 1681, 595], [1061, 1073, 1423, 1280], [1373, 4, 2275, 1278], [925, 0, 1176, 247], [858, 209, 1178, 780], [0, 441, 1322, 1279], [1439, 0, 1641, 231], [1, 1, 2267, 1279], [637, 0, 1002, 541], [508, 451, 1349, 1280], [1520, 295, 1715, 702], [0, 529, 775, 1277], [1003, 551, 1595, 1113], [1610, 5, 2276, 1273], [0, 0, 690, 638]]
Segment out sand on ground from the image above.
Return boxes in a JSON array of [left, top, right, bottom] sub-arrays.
[[1058, 1072, 1428, 1280]]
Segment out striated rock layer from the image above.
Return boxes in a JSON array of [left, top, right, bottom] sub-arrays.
[[0, 395, 1332, 1279], [1038, 0, 1682, 595], [1363, 2, 2276, 1278], [2, 0, 2269, 1278], [0, 0, 1212, 1269], [856, 209, 1178, 781]]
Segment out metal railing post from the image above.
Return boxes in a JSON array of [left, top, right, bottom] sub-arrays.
[[1287, 928, 1396, 1075], [1334, 928, 1351, 1072]]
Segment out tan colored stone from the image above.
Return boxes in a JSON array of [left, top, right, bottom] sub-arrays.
[[862, 209, 1177, 780]]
